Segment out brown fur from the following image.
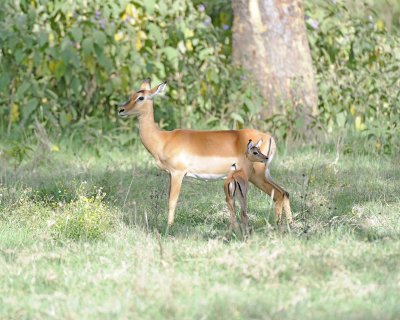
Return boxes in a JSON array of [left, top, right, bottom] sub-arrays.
[[224, 140, 268, 234], [118, 80, 293, 226]]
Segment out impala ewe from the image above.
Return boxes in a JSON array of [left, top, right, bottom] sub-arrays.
[[118, 79, 293, 229]]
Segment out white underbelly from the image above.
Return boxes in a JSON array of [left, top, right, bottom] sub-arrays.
[[185, 172, 227, 180]]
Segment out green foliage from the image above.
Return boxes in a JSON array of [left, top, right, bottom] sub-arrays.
[[305, 1, 400, 153], [0, 0, 259, 134], [1, 188, 53, 229], [52, 185, 117, 241], [1, 0, 399, 153], [0, 182, 117, 241]]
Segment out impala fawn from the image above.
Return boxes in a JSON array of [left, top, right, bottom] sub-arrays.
[[224, 139, 269, 233], [118, 79, 293, 229]]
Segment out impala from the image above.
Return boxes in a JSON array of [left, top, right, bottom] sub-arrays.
[[224, 139, 269, 233], [118, 79, 292, 227]]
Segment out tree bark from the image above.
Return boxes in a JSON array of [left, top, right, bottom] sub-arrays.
[[232, 0, 317, 118]]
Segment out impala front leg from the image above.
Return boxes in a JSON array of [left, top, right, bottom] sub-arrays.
[[167, 172, 185, 226]]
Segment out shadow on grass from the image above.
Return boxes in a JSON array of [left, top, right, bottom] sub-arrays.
[[1, 151, 399, 242]]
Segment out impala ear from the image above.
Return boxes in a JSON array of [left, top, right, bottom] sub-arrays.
[[149, 82, 167, 99], [246, 139, 254, 154], [255, 139, 263, 148], [140, 78, 151, 90]]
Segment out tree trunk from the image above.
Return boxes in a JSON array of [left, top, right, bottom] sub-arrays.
[[232, 0, 317, 118]]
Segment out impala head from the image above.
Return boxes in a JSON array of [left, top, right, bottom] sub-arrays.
[[118, 78, 166, 118], [246, 139, 269, 163]]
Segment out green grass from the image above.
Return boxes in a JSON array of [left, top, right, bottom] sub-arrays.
[[0, 140, 399, 319]]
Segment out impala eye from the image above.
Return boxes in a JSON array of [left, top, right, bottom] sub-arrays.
[[253, 151, 258, 155], [138, 96, 145, 101]]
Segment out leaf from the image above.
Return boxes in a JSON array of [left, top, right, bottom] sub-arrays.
[[37, 31, 48, 47], [158, 1, 167, 16], [10, 103, 20, 123], [144, 0, 156, 15], [244, 98, 257, 113], [22, 98, 38, 122], [16, 82, 30, 99], [114, 31, 124, 42], [71, 77, 81, 95], [61, 47, 79, 66], [82, 38, 94, 55], [336, 111, 346, 127], [199, 48, 213, 60], [230, 112, 244, 124], [148, 23, 163, 46], [355, 116, 366, 131], [70, 27, 83, 42], [97, 53, 112, 72], [163, 46, 179, 63], [15, 49, 24, 64], [0, 73, 11, 91], [154, 62, 166, 78], [93, 30, 106, 46], [55, 60, 67, 79]]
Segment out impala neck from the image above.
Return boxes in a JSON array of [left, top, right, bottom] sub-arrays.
[[137, 102, 163, 158], [242, 161, 253, 178]]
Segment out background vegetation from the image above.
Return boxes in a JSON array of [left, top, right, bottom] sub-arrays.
[[0, 0, 399, 153]]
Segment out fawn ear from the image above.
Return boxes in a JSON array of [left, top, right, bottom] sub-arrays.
[[140, 78, 151, 90], [255, 139, 263, 148], [148, 82, 166, 99], [246, 139, 254, 154]]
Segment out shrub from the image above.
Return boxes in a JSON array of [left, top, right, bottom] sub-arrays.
[[305, 1, 400, 153], [0, 188, 52, 228], [0, 0, 261, 135], [52, 186, 117, 241]]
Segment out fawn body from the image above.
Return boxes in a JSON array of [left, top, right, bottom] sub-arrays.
[[224, 140, 270, 233]]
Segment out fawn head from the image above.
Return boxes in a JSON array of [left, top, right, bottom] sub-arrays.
[[246, 139, 269, 163], [118, 78, 166, 118]]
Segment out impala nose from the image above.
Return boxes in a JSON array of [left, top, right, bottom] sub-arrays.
[[118, 108, 127, 117]]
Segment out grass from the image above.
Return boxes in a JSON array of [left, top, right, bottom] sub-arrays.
[[0, 138, 399, 319]]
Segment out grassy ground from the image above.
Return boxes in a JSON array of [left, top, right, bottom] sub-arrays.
[[0, 139, 399, 319]]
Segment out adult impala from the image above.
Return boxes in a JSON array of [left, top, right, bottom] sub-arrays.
[[118, 79, 292, 227]]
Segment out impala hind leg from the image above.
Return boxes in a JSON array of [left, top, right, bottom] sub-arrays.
[[224, 181, 237, 231], [226, 195, 236, 231], [240, 207, 249, 236], [236, 191, 249, 235], [167, 172, 185, 226]]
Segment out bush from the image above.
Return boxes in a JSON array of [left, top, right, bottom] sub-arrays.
[[0, 184, 117, 241], [0, 0, 261, 135], [1, 0, 399, 152], [305, 1, 400, 153], [52, 186, 117, 241], [0, 188, 52, 228]]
